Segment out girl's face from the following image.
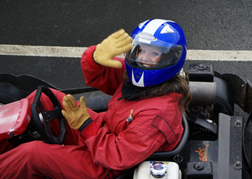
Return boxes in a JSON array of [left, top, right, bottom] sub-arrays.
[[137, 45, 162, 67]]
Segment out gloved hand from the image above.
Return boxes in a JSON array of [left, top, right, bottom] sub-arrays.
[[61, 94, 90, 129], [93, 29, 133, 68]]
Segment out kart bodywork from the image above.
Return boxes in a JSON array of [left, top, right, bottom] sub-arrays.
[[0, 63, 252, 179]]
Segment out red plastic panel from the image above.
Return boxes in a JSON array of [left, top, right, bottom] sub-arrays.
[[0, 99, 30, 140]]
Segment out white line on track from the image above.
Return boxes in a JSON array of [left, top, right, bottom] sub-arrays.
[[1, 44, 252, 61]]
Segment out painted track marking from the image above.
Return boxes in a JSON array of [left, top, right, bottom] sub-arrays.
[[1, 44, 252, 61]]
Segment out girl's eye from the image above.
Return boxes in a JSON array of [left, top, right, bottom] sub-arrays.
[[152, 52, 159, 56], [138, 48, 146, 54]]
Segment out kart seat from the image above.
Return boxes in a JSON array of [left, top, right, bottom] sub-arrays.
[[146, 112, 189, 160], [115, 112, 189, 179], [0, 98, 30, 140]]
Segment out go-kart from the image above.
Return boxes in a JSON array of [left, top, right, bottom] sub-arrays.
[[0, 63, 252, 179]]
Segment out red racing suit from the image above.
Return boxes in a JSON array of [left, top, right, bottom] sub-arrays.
[[0, 46, 183, 179]]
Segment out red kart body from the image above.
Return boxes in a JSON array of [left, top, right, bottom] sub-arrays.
[[0, 99, 30, 140]]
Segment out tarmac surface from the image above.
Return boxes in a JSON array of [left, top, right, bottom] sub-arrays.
[[1, 0, 252, 88], [0, 0, 251, 50], [0, 0, 252, 178]]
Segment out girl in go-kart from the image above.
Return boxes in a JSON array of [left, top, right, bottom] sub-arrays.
[[0, 19, 191, 179]]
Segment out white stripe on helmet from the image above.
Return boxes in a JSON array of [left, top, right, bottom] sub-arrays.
[[142, 19, 174, 35], [138, 19, 175, 44]]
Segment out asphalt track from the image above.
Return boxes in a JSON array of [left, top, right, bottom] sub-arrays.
[[1, 0, 252, 89], [0, 1, 252, 178]]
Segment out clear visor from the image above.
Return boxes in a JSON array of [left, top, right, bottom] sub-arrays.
[[126, 41, 183, 69]]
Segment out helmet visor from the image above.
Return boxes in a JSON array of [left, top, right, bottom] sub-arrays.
[[126, 41, 183, 70]]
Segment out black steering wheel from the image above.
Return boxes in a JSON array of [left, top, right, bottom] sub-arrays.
[[31, 86, 66, 144]]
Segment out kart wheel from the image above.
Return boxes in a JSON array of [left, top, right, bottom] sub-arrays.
[[31, 86, 66, 144], [0, 82, 24, 105]]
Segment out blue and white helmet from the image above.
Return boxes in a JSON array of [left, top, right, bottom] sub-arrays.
[[125, 19, 187, 87]]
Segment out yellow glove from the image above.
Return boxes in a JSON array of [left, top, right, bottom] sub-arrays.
[[93, 29, 133, 68], [61, 94, 90, 129]]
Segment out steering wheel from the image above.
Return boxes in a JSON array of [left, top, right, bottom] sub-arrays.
[[31, 86, 66, 144]]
